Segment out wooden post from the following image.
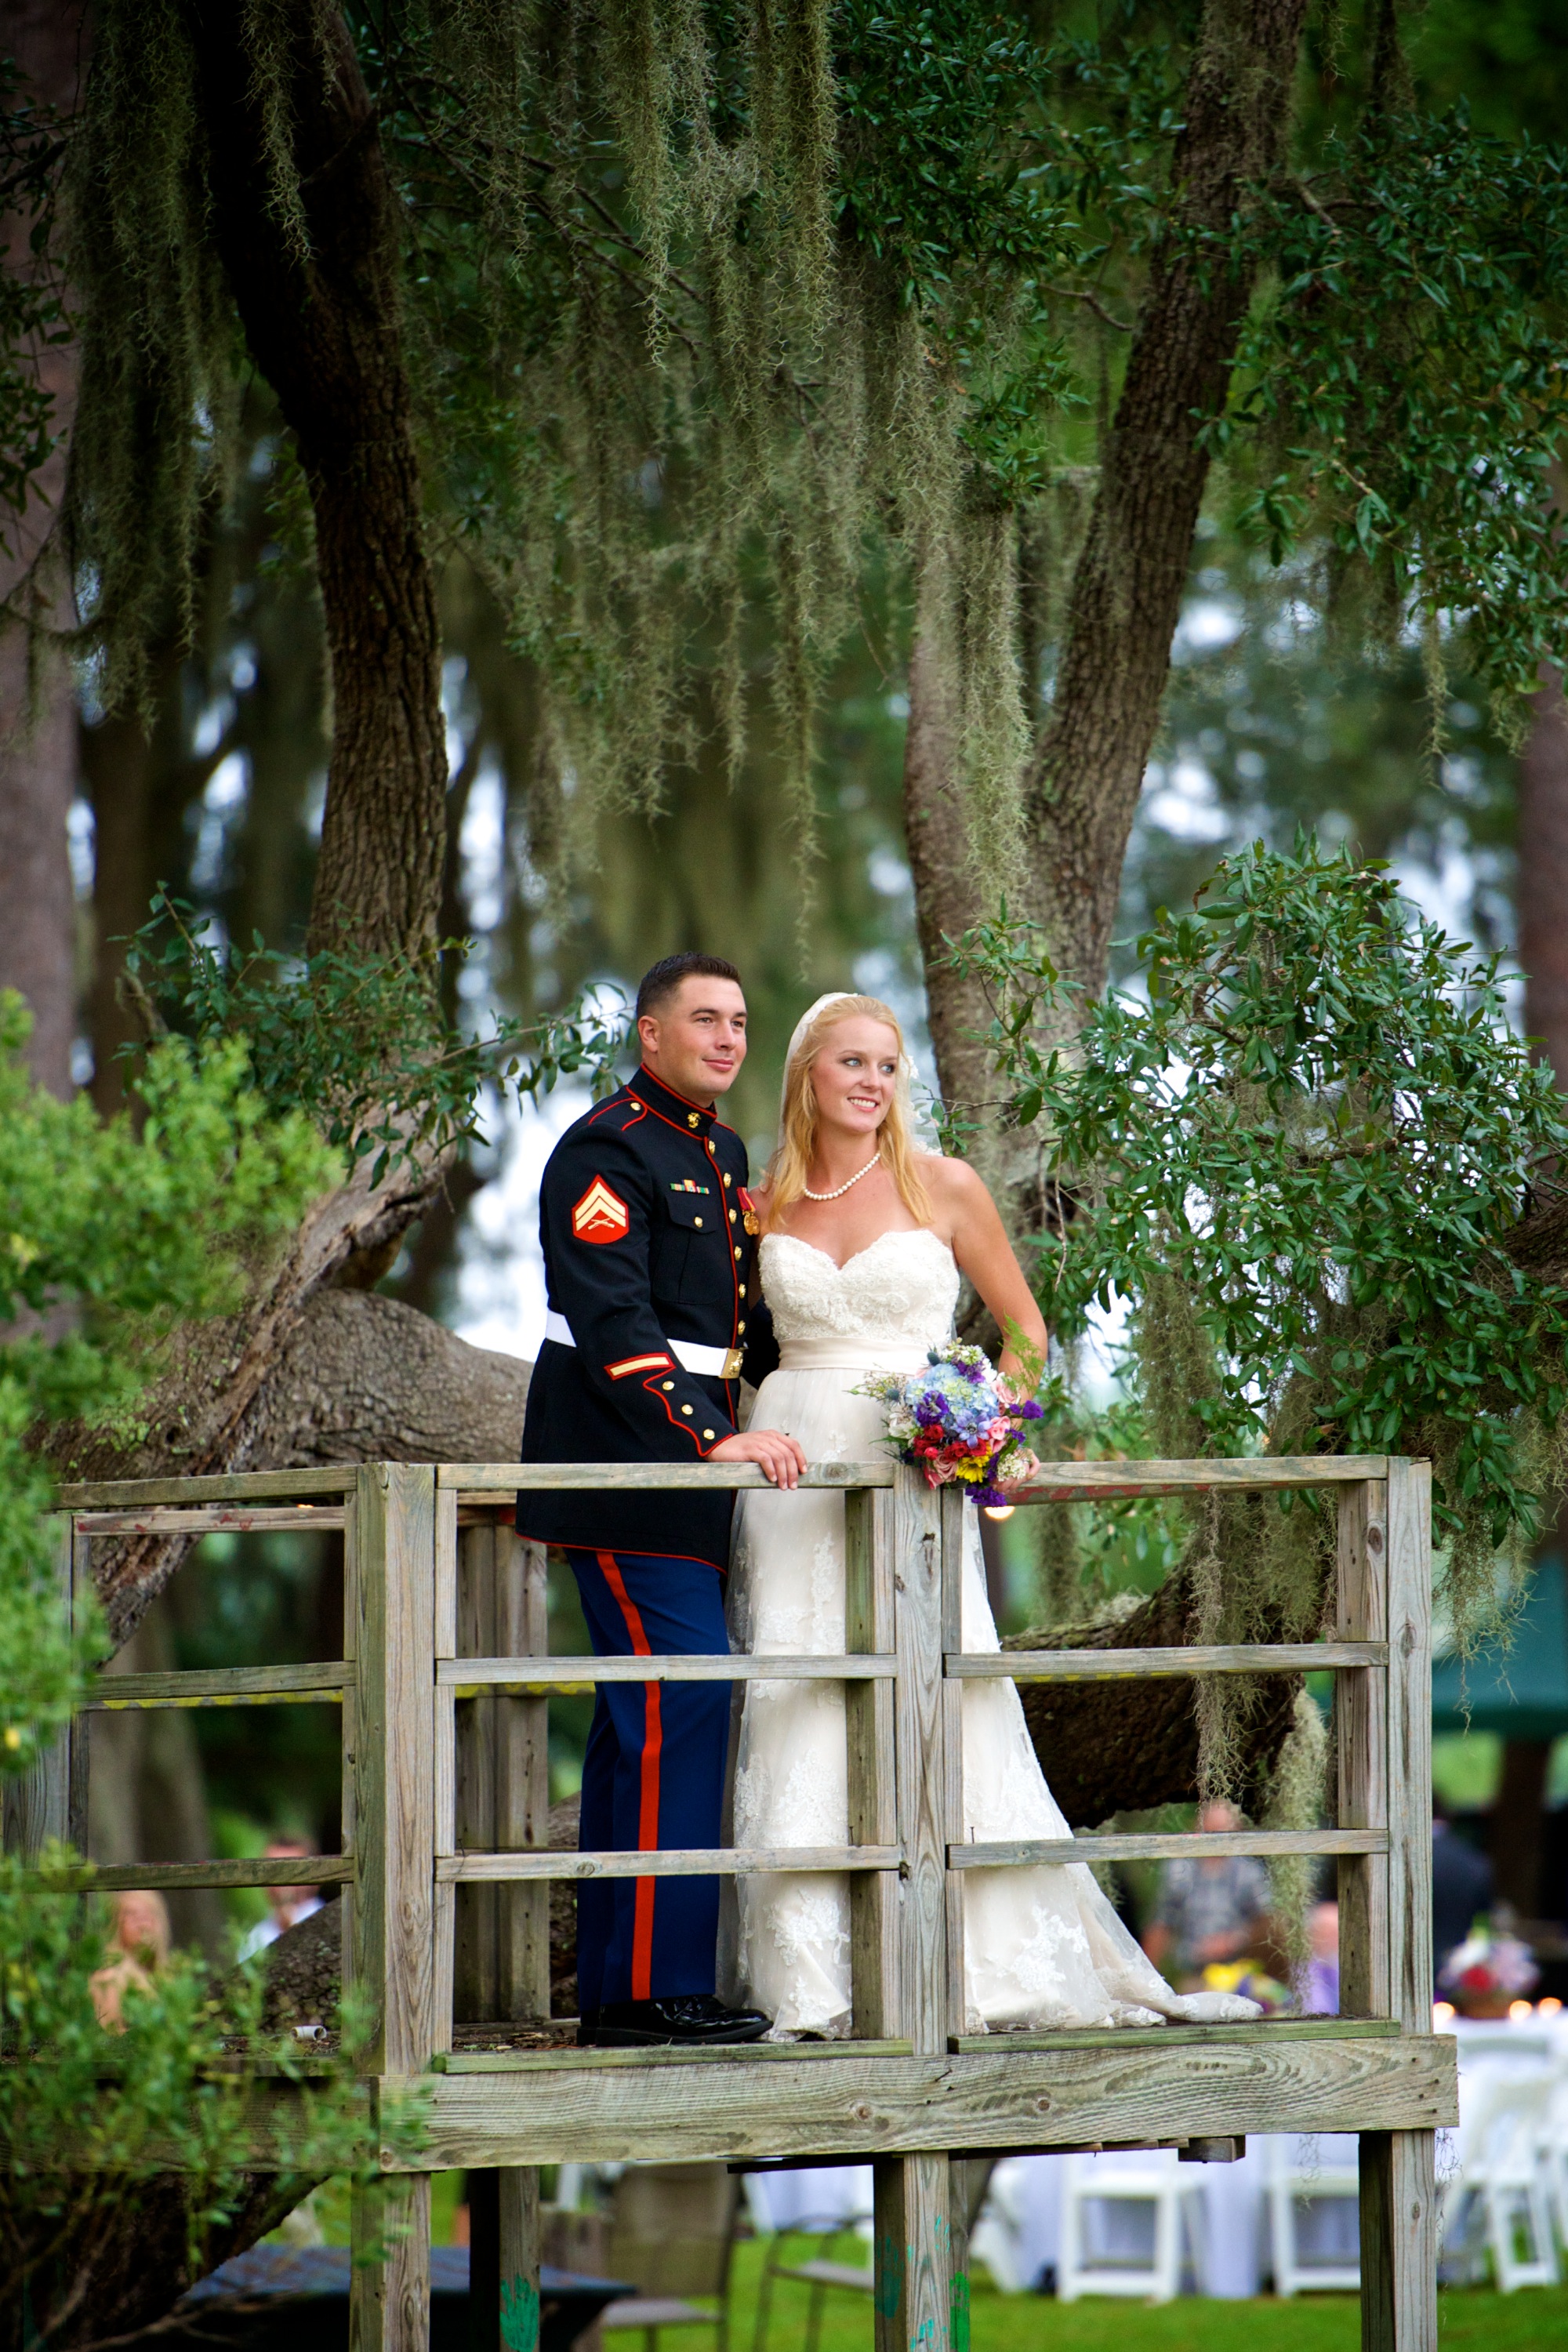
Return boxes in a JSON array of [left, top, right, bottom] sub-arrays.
[[1359, 1459, 1436, 2352], [456, 1520, 500, 2021], [875, 1467, 955, 2352], [2, 1515, 72, 1860], [463, 1518, 548, 2350], [846, 1486, 899, 2037], [939, 1487, 966, 2049], [349, 1464, 437, 2352], [1336, 1479, 1389, 2020], [495, 1533, 550, 2020], [351, 2175, 430, 2352]]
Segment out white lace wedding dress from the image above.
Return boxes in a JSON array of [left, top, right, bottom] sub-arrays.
[[724, 1226, 1261, 2038]]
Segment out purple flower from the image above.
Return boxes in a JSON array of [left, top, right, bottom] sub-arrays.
[[1019, 1399, 1044, 1420]]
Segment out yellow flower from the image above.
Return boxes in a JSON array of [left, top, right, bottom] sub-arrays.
[[2, 1725, 21, 1750]]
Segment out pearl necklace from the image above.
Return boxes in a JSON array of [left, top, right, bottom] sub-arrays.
[[803, 1152, 882, 1202]]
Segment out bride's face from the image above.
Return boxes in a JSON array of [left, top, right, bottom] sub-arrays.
[[809, 1018, 901, 1141]]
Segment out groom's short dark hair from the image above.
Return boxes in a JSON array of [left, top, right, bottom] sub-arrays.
[[636, 953, 743, 1020]]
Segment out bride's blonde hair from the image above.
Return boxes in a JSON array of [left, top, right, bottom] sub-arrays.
[[765, 995, 931, 1231]]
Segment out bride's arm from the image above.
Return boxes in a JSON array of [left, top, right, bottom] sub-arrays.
[[924, 1158, 1048, 1382]]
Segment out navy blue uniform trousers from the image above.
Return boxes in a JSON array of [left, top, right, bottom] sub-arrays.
[[566, 1547, 730, 2009]]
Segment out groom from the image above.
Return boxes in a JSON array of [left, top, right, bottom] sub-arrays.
[[517, 953, 805, 2046]]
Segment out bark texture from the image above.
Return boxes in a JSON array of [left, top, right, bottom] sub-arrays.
[[183, 1, 446, 959], [0, 1, 89, 1100], [65, 1284, 532, 1652], [907, 0, 1311, 1188]]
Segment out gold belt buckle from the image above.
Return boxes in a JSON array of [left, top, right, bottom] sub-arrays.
[[722, 1347, 744, 1380]]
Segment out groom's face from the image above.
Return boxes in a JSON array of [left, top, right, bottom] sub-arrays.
[[638, 975, 750, 1106]]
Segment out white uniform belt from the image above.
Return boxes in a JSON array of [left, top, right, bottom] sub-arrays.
[[544, 1309, 740, 1380]]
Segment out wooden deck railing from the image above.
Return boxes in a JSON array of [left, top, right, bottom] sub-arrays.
[[13, 1453, 1456, 2352]]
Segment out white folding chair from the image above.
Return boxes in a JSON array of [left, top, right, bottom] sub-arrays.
[[1057, 2150, 1205, 2304], [1266, 2132, 1360, 2296], [1541, 2050, 1568, 2258], [1440, 2070, 1559, 2292]]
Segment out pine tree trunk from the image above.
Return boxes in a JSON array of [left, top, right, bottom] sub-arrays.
[[183, 2, 447, 960]]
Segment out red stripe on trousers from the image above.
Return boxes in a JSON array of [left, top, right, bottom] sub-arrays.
[[597, 1550, 662, 2002]]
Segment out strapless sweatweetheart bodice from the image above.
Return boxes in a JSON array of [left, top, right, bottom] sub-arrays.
[[759, 1226, 960, 1373]]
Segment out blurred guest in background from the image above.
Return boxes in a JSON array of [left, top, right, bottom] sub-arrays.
[[1432, 1798, 1493, 1987], [1142, 1799, 1275, 1988], [1298, 1899, 1340, 2014], [91, 1888, 171, 2030], [238, 1838, 322, 1961]]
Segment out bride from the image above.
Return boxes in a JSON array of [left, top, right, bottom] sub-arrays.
[[725, 991, 1260, 2038]]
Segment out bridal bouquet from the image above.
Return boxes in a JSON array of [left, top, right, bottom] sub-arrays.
[[867, 1344, 1044, 1505]]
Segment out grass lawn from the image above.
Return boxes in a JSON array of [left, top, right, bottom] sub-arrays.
[[724, 2241, 1568, 2352], [287, 2182, 1568, 2348]]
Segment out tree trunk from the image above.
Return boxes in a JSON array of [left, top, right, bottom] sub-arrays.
[[182, 1, 447, 960], [908, 0, 1310, 1163], [0, 2, 90, 1101], [1505, 474, 1568, 1933]]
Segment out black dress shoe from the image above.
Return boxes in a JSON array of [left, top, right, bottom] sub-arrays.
[[580, 1995, 772, 2048]]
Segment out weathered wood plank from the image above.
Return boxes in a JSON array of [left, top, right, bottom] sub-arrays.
[[894, 1468, 947, 2061], [443, 1461, 897, 1492], [59, 1468, 357, 1508], [1359, 2128, 1437, 2352], [847, 1487, 900, 2040], [437, 1844, 904, 1882], [1008, 1455, 1388, 1497], [949, 1829, 1387, 1870], [83, 1662, 351, 1708], [1371, 1459, 1436, 2352], [946, 2016, 1401, 2054], [2, 1514, 71, 1860], [456, 1522, 499, 2024], [1385, 1460, 1433, 2038], [939, 1489, 966, 2049], [495, 1534, 551, 2022], [68, 1520, 90, 1850], [72, 1506, 347, 1535], [877, 2151, 953, 2352], [351, 2172, 430, 2352], [953, 1642, 1386, 1680], [389, 2032, 1457, 2169], [55, 1453, 1390, 1512], [1337, 1479, 1390, 2021], [440, 2038, 916, 2072], [500, 2167, 541, 2352], [354, 1465, 438, 2078], [45, 1856, 353, 1893], [437, 1653, 898, 1687], [434, 1484, 458, 1661]]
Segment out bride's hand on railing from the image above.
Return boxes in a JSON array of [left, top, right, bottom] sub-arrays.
[[709, 1429, 808, 1489]]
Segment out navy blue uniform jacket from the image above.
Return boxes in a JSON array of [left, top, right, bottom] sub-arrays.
[[517, 1065, 779, 1567]]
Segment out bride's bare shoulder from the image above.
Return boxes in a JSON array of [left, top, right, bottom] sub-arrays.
[[917, 1151, 990, 1207]]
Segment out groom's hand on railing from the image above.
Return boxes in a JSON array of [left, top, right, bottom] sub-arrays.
[[708, 1430, 808, 1489]]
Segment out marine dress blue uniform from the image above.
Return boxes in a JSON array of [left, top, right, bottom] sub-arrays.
[[517, 1063, 775, 2013]]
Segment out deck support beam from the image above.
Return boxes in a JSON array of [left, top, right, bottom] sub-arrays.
[[457, 1518, 548, 2348]]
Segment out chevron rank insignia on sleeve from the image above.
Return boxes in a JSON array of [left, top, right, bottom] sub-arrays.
[[572, 1175, 630, 1243]]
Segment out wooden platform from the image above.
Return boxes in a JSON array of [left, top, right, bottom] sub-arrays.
[[391, 2026, 1456, 2170], [16, 1453, 1450, 2352]]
